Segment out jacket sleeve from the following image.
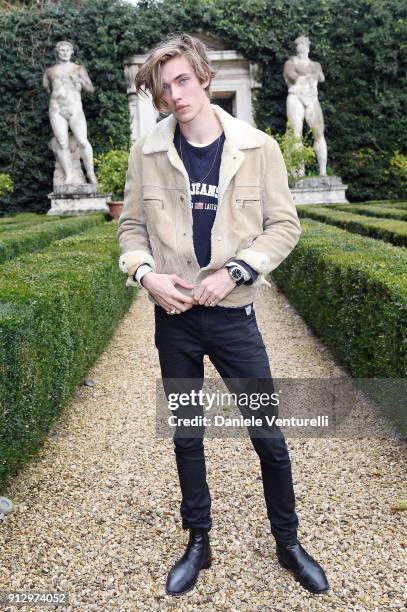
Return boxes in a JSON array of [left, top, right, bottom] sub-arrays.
[[117, 141, 156, 287], [234, 135, 302, 282]]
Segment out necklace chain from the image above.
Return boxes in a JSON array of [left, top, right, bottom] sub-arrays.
[[179, 129, 222, 184]]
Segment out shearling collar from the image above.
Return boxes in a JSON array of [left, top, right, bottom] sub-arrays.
[[142, 103, 264, 154]]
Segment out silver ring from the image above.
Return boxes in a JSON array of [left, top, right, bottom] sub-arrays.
[[208, 300, 215, 307], [168, 307, 177, 315]]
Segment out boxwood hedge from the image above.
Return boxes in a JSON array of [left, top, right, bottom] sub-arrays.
[[297, 206, 407, 247], [0, 221, 136, 491], [272, 219, 407, 379], [329, 204, 407, 222], [0, 212, 105, 263]]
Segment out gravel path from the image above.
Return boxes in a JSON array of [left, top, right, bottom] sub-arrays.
[[0, 283, 406, 611]]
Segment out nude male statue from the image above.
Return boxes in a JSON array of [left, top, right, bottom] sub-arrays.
[[283, 35, 327, 176], [43, 41, 98, 186]]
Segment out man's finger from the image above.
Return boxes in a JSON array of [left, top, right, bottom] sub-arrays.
[[198, 290, 211, 305], [168, 298, 193, 312], [193, 284, 204, 301], [157, 298, 173, 310], [171, 275, 194, 289], [172, 288, 194, 304]]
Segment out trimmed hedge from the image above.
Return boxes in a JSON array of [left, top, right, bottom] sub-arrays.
[[0, 212, 105, 263], [272, 219, 407, 380], [0, 221, 136, 491], [273, 218, 407, 434], [328, 204, 407, 222], [297, 205, 407, 247], [354, 200, 407, 209], [0, 212, 60, 225], [0, 213, 71, 233]]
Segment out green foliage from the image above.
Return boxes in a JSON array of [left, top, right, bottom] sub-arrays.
[[0, 212, 68, 232], [389, 151, 407, 187], [297, 205, 407, 247], [0, 211, 54, 223], [95, 148, 130, 201], [265, 123, 316, 186], [0, 0, 406, 210], [356, 200, 407, 209], [328, 203, 407, 222], [0, 173, 13, 198], [272, 218, 407, 379], [0, 212, 105, 264], [0, 221, 136, 491], [272, 218, 407, 434]]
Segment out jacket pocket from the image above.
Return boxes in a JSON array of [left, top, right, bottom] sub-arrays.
[[234, 197, 262, 234], [235, 196, 261, 208], [143, 197, 164, 209]]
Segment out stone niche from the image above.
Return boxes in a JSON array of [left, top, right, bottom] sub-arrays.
[[123, 33, 262, 141]]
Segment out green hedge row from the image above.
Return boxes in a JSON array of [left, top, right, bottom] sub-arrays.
[[0, 221, 136, 491], [297, 206, 407, 247], [0, 213, 71, 234], [0, 212, 105, 264], [356, 200, 407, 209], [272, 219, 407, 379], [0, 212, 61, 225], [327, 204, 407, 222]]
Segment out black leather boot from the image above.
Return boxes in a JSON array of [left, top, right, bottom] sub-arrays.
[[165, 528, 212, 596], [276, 540, 330, 594]]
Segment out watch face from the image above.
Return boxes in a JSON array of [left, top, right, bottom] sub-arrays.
[[230, 267, 244, 281]]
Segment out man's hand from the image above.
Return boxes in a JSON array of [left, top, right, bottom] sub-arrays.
[[192, 268, 236, 306], [142, 272, 195, 313]]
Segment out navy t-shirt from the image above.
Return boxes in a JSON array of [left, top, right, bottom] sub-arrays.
[[174, 123, 225, 268], [173, 123, 258, 283]]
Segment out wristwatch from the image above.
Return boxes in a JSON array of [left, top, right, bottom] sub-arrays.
[[226, 265, 246, 285]]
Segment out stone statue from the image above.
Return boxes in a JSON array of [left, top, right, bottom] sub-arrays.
[[48, 134, 87, 187], [43, 41, 98, 187], [124, 62, 138, 95], [283, 35, 327, 177]]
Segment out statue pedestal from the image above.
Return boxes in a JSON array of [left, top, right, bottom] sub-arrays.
[[291, 175, 348, 205], [47, 185, 111, 215]]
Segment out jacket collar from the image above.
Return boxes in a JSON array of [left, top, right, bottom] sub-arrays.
[[141, 103, 264, 154]]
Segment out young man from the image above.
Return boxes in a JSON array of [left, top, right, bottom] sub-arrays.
[[117, 34, 329, 597]]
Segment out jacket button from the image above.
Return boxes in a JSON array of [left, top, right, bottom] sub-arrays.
[[217, 235, 222, 240], [186, 259, 192, 264], [180, 196, 184, 202], [183, 232, 187, 236]]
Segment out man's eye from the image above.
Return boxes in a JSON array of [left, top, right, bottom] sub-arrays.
[[180, 78, 188, 84]]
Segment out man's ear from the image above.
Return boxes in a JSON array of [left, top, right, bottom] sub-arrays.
[[201, 73, 211, 90]]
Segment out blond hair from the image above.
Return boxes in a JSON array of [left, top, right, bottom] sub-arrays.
[[134, 33, 216, 114]]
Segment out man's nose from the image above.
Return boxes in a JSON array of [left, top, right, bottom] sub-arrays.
[[170, 85, 182, 101]]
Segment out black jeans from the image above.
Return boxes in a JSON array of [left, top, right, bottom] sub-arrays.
[[154, 302, 299, 545]]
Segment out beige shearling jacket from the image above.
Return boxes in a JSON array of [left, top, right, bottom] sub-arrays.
[[117, 104, 302, 307]]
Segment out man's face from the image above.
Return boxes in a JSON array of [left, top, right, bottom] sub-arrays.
[[56, 44, 73, 62], [160, 54, 210, 122]]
